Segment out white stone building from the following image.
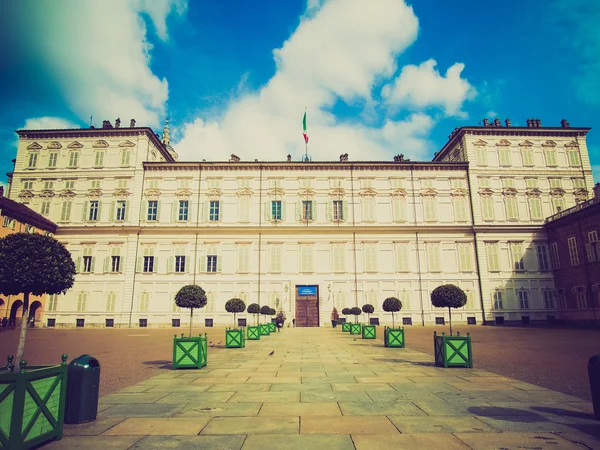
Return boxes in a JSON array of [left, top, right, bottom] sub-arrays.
[[6, 117, 594, 328]]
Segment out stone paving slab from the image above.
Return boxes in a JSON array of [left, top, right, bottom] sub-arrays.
[[51, 327, 597, 449]]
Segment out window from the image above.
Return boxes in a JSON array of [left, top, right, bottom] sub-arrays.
[[575, 287, 587, 308], [143, 256, 154, 272], [302, 200, 313, 221], [423, 196, 437, 221], [88, 200, 99, 221], [502, 178, 515, 188], [421, 179, 433, 189], [48, 152, 58, 168], [139, 292, 149, 312], [392, 197, 406, 221], [427, 243, 440, 272], [65, 180, 75, 190], [558, 290, 567, 309], [567, 237, 579, 266], [270, 244, 282, 272], [453, 197, 467, 221], [82, 255, 93, 273], [479, 178, 490, 188], [362, 197, 376, 221], [567, 149, 581, 166], [90, 179, 101, 189], [504, 196, 518, 220], [3, 216, 15, 229], [528, 197, 543, 220], [493, 291, 503, 310], [43, 181, 53, 190], [116, 179, 128, 189], [116, 201, 126, 221], [209, 200, 220, 221], [94, 151, 105, 167], [475, 146, 487, 165], [28, 152, 38, 168], [552, 197, 566, 213], [498, 146, 512, 166], [41, 201, 50, 216], [521, 147, 534, 166], [238, 197, 250, 222], [76, 292, 87, 312], [111, 255, 121, 273], [525, 178, 538, 189], [207, 255, 218, 272], [147, 200, 158, 221], [451, 179, 467, 189], [106, 292, 116, 312], [332, 243, 345, 272], [395, 242, 409, 272], [543, 290, 554, 309], [487, 243, 501, 271], [536, 244, 550, 271], [586, 231, 598, 262], [390, 178, 404, 189], [68, 152, 79, 168], [572, 178, 586, 189], [23, 180, 34, 190], [48, 294, 59, 312], [178, 178, 192, 189], [175, 255, 186, 273], [364, 243, 377, 272], [121, 149, 131, 166], [271, 200, 282, 221], [544, 148, 557, 166], [510, 242, 526, 271], [76, 318, 85, 328], [549, 178, 562, 189], [25, 224, 35, 234], [300, 245, 314, 272], [550, 242, 560, 269], [60, 201, 72, 221], [518, 290, 529, 309], [179, 200, 189, 221], [238, 245, 249, 272], [481, 196, 494, 221], [333, 200, 343, 221], [458, 243, 472, 271]]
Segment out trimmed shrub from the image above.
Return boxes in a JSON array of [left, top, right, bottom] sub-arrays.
[[431, 284, 467, 336], [382, 297, 402, 328]]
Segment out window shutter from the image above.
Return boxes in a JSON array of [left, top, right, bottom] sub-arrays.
[[171, 201, 177, 222], [142, 200, 148, 221], [342, 201, 349, 221], [152, 257, 158, 273], [81, 201, 88, 222], [136, 257, 143, 272], [326, 200, 332, 221], [200, 202, 206, 222], [97, 201, 102, 221], [75, 257, 81, 273], [281, 201, 286, 221], [109, 201, 115, 221], [312, 201, 317, 220], [296, 200, 302, 221], [167, 256, 174, 273], [586, 243, 594, 262], [103, 256, 109, 273], [156, 201, 161, 222], [90, 257, 96, 273]]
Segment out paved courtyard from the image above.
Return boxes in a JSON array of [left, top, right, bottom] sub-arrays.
[[33, 327, 600, 449]]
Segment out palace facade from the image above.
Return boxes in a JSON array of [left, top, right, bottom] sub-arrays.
[[6, 117, 595, 327]]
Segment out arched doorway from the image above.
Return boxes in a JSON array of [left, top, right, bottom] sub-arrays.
[[29, 301, 42, 327], [10, 300, 23, 327]]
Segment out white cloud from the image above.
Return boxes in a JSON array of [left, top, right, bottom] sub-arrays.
[[175, 0, 430, 162], [486, 111, 497, 118], [381, 59, 475, 117], [20, 117, 79, 131], [17, 0, 186, 128]]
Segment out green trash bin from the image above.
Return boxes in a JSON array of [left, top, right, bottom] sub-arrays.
[[64, 355, 100, 424]]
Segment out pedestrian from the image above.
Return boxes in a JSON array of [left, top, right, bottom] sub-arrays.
[[292, 318, 296, 328], [276, 318, 283, 332], [0, 316, 6, 332]]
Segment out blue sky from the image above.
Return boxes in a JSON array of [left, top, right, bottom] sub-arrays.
[[1, 0, 599, 186]]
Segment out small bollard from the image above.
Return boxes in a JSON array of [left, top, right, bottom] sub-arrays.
[[589, 354, 600, 420]]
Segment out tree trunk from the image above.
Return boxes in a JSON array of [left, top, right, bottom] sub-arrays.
[[15, 292, 30, 371], [449, 307, 452, 336], [234, 312, 236, 328], [391, 311, 394, 328], [189, 308, 193, 338]]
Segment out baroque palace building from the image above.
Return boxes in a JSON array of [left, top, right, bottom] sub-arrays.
[[5, 117, 595, 328]]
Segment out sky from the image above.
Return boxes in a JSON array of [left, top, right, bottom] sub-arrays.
[[1, 0, 599, 187]]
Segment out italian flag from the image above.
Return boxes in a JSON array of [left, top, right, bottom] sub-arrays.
[[302, 112, 309, 144]]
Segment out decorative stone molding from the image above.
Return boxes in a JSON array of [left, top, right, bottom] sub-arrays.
[[119, 140, 136, 147], [542, 140, 557, 147], [27, 142, 42, 150], [478, 188, 494, 197], [236, 188, 254, 197], [329, 188, 346, 197], [47, 141, 62, 149], [565, 141, 579, 149], [451, 188, 468, 197], [473, 139, 487, 146], [525, 188, 542, 198], [87, 189, 103, 199], [39, 189, 55, 199], [298, 188, 316, 198], [268, 188, 285, 198], [59, 189, 76, 199], [502, 187, 518, 196], [144, 188, 161, 199], [390, 188, 407, 198], [573, 188, 588, 201], [113, 189, 131, 199], [93, 140, 109, 148], [67, 141, 83, 149], [420, 188, 437, 197], [519, 140, 534, 147], [496, 139, 511, 146], [175, 188, 192, 199], [18, 190, 34, 199], [207, 188, 223, 199], [550, 188, 565, 198], [358, 188, 377, 197]]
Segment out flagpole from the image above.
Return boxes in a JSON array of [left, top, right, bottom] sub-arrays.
[[304, 107, 308, 162]]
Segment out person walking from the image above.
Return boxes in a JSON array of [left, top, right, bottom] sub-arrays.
[[1, 316, 8, 332]]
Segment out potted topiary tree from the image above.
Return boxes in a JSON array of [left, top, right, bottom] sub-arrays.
[[173, 285, 208, 369], [349, 307, 362, 334], [259, 305, 271, 335], [225, 298, 246, 348], [382, 297, 404, 348], [361, 304, 376, 339], [331, 307, 339, 328], [431, 284, 472, 368], [247, 303, 261, 340], [0, 233, 76, 449], [341, 308, 351, 332]]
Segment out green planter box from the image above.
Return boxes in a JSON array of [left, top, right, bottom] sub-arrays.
[[434, 332, 473, 368], [362, 325, 376, 339], [225, 329, 245, 348], [350, 323, 361, 335], [247, 326, 261, 340], [0, 355, 68, 450], [268, 322, 276, 333], [341, 322, 351, 332], [384, 327, 405, 348], [173, 334, 208, 370], [259, 324, 271, 336]]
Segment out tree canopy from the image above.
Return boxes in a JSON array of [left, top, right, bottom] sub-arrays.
[[382, 297, 402, 313], [0, 233, 75, 297], [431, 284, 467, 309], [175, 285, 207, 310], [225, 298, 246, 313], [248, 303, 261, 315], [362, 304, 374, 315], [341, 307, 350, 315], [260, 305, 271, 315], [350, 307, 362, 316], [269, 307, 276, 316]]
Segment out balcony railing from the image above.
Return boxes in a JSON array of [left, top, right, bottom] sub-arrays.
[[545, 197, 600, 223]]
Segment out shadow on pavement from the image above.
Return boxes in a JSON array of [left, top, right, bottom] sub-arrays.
[[143, 360, 172, 369]]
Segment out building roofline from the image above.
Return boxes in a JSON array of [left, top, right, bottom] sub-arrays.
[[15, 127, 175, 163], [434, 126, 591, 162], [0, 196, 57, 233]]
